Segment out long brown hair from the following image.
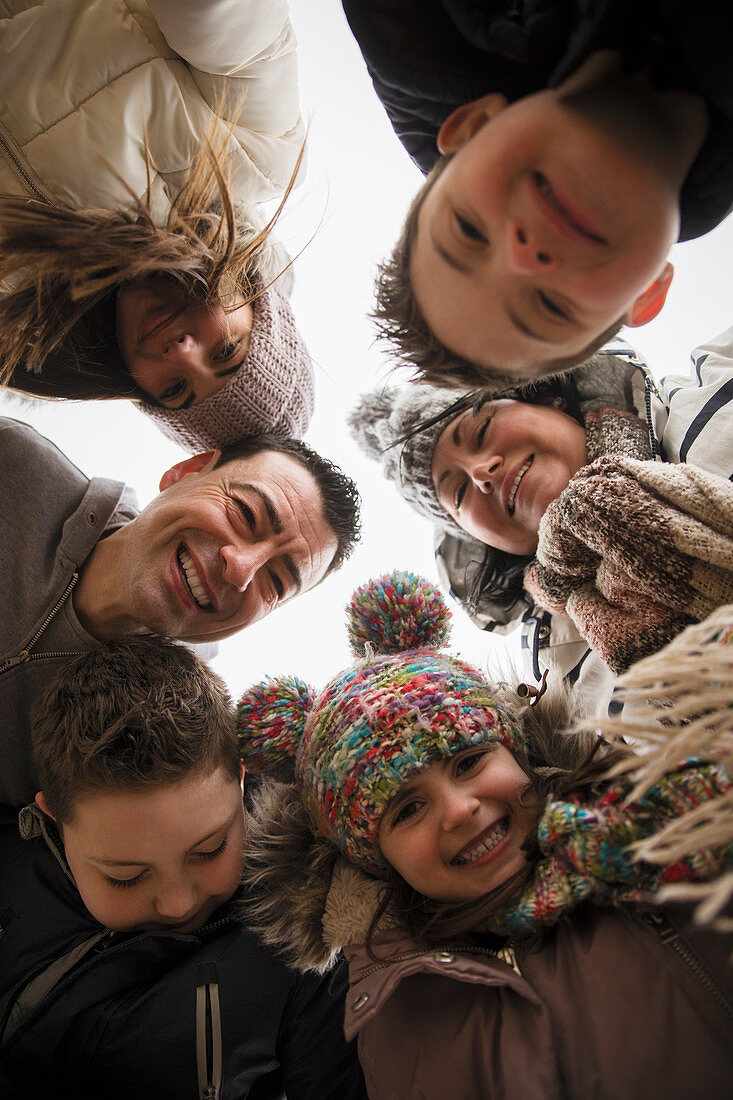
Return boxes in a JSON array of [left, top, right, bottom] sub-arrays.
[[0, 134, 303, 401], [366, 684, 633, 950]]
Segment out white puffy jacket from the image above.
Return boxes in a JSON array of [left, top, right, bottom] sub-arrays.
[[0, 0, 304, 222]]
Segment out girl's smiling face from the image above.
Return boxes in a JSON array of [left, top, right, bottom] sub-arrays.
[[116, 279, 254, 408], [431, 398, 588, 554], [378, 746, 539, 902], [43, 766, 246, 933]]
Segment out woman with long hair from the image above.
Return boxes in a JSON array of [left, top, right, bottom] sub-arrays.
[[0, 0, 314, 450]]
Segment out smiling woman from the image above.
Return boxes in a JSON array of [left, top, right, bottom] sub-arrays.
[[350, 333, 733, 698], [0, 0, 314, 451], [114, 280, 256, 410], [430, 396, 587, 555]]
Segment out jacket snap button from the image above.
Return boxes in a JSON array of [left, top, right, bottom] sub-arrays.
[[351, 993, 369, 1011], [434, 952, 455, 964], [538, 625, 550, 640]]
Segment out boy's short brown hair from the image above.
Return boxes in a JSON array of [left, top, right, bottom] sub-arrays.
[[373, 156, 624, 388], [32, 637, 238, 824]]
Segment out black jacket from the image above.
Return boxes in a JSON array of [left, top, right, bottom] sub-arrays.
[[0, 802, 366, 1100], [342, 0, 733, 240]]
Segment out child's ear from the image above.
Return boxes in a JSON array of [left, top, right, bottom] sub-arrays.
[[626, 262, 674, 327], [159, 450, 221, 492], [437, 94, 509, 154], [35, 791, 54, 819]]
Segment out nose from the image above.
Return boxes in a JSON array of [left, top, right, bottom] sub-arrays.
[[468, 454, 502, 494], [506, 219, 558, 274], [161, 332, 211, 375], [163, 330, 195, 358], [154, 876, 199, 921], [220, 541, 271, 595], [440, 787, 480, 832]]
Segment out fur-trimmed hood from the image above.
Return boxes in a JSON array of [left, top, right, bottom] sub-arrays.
[[241, 782, 397, 973]]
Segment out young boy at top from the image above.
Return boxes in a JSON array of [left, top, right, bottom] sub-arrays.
[[342, 0, 733, 387], [0, 637, 365, 1100]]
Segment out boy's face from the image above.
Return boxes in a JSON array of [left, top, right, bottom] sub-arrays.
[[50, 766, 245, 933], [431, 398, 588, 554], [411, 90, 677, 380], [378, 745, 538, 902]]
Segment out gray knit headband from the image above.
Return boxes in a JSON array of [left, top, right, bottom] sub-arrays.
[[347, 384, 473, 534]]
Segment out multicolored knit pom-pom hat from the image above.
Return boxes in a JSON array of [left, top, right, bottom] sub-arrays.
[[236, 571, 523, 875]]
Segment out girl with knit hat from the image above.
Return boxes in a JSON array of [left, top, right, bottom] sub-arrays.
[[349, 338, 733, 691], [0, 0, 314, 451], [236, 571, 733, 1100]]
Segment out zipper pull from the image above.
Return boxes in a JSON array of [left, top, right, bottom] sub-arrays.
[[0, 649, 30, 673]]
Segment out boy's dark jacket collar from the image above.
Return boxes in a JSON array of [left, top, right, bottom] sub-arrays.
[[1, 800, 367, 1098]]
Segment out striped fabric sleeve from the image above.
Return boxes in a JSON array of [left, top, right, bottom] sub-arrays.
[[656, 324, 733, 478]]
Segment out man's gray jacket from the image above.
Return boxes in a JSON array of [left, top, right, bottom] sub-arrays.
[[0, 418, 138, 807]]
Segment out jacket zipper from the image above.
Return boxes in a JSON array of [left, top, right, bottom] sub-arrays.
[[643, 910, 733, 1022], [195, 962, 223, 1100], [644, 374, 666, 460], [0, 122, 54, 204], [0, 574, 81, 675]]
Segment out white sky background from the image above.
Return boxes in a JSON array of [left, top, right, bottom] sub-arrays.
[[2, 0, 733, 699]]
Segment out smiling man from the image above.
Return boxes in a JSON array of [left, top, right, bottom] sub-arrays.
[[0, 417, 360, 806]]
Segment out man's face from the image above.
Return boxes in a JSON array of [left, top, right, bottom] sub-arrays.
[[411, 89, 678, 380], [116, 449, 338, 643], [54, 767, 246, 933]]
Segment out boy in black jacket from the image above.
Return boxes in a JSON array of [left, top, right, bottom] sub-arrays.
[[0, 637, 365, 1100]]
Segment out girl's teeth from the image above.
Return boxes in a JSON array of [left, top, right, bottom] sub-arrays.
[[452, 818, 509, 865], [508, 458, 532, 513], [178, 548, 211, 609]]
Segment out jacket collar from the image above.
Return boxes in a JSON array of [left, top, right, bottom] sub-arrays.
[[19, 801, 76, 885]]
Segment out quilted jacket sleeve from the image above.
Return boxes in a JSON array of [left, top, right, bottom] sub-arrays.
[[146, 0, 305, 192]]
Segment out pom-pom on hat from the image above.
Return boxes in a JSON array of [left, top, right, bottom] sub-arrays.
[[237, 570, 523, 875]]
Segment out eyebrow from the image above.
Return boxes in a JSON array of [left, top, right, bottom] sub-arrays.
[[436, 412, 469, 490], [215, 360, 244, 379], [232, 482, 283, 534], [87, 817, 235, 868], [506, 307, 545, 343]]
